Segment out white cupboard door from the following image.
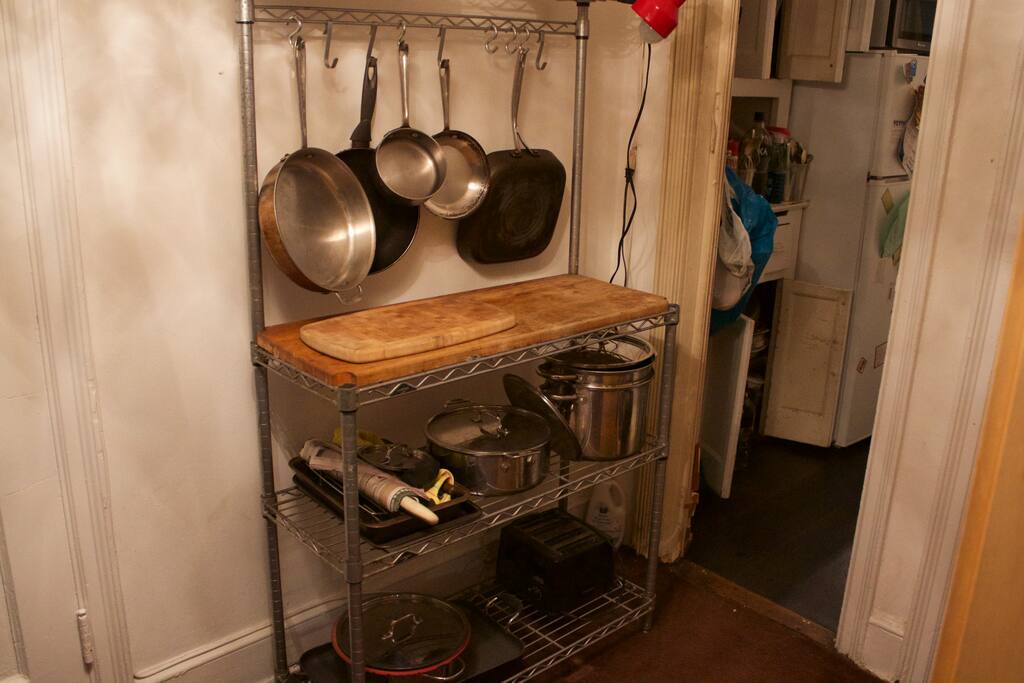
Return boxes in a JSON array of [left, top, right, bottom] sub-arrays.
[[846, 0, 876, 52], [700, 315, 755, 498], [777, 0, 852, 83], [763, 281, 852, 446], [735, 0, 778, 79]]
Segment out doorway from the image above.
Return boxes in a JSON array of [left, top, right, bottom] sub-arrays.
[[689, 0, 934, 634]]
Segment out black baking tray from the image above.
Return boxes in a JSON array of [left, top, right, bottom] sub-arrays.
[[299, 603, 524, 683], [289, 457, 482, 548]]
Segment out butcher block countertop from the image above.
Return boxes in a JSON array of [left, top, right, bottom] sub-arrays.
[[256, 275, 670, 388]]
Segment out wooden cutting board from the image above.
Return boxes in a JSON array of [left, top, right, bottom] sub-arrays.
[[258, 276, 670, 388], [299, 299, 517, 363]]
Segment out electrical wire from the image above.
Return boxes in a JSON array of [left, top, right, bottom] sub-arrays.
[[610, 43, 652, 288]]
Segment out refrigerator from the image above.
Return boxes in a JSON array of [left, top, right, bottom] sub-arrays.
[[769, 52, 926, 447]]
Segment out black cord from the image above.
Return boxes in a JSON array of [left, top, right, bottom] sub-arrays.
[[610, 43, 652, 287]]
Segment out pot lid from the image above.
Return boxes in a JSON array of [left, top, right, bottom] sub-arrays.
[[426, 404, 550, 457], [549, 336, 654, 371], [332, 593, 470, 675], [502, 375, 581, 461]]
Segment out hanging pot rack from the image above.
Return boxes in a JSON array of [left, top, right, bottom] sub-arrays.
[[235, 3, 684, 683], [250, 5, 577, 37]]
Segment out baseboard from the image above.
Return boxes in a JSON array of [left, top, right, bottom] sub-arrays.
[[859, 612, 905, 681]]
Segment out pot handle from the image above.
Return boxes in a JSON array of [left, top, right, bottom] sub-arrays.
[[422, 658, 466, 681], [334, 285, 364, 306], [485, 592, 524, 627]]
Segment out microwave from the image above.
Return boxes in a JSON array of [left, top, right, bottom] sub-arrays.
[[871, 0, 936, 54]]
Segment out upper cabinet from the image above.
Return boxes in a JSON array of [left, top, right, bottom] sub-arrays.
[[735, 0, 778, 79], [777, 0, 852, 83], [735, 0, 877, 83], [846, 0, 876, 52]]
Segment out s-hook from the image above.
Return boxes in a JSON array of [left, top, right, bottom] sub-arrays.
[[535, 32, 548, 70], [323, 21, 338, 69], [483, 22, 499, 54], [504, 25, 519, 55], [396, 19, 407, 45], [287, 15, 303, 49]]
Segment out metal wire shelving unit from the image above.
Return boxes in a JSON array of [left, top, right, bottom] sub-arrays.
[[236, 2, 680, 682]]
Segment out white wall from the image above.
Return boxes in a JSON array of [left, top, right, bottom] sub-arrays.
[[3, 0, 673, 679], [838, 0, 1024, 679]]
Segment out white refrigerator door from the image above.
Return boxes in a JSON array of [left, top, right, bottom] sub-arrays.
[[833, 178, 908, 446], [869, 53, 928, 178], [791, 53, 882, 290]]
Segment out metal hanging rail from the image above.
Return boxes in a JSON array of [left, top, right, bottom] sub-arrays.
[[253, 5, 577, 35]]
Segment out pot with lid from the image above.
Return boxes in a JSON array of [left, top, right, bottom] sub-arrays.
[[425, 401, 550, 496], [332, 593, 469, 679], [538, 336, 656, 461]]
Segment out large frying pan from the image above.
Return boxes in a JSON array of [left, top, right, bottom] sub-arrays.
[[259, 32, 375, 295], [338, 35, 418, 274], [457, 46, 565, 264]]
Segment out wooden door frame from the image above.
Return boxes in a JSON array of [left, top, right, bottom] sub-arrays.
[[656, 0, 1024, 680]]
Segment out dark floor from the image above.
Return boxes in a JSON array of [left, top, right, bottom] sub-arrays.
[[686, 437, 871, 631], [542, 559, 877, 683]]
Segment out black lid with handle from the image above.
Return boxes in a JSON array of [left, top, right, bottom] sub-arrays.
[[332, 593, 470, 676]]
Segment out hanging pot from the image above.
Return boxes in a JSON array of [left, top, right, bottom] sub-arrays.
[[259, 31, 375, 297], [425, 401, 550, 496], [538, 337, 656, 461]]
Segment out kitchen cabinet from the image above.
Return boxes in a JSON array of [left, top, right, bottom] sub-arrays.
[[700, 315, 754, 498], [847, 0, 877, 52], [735, 0, 778, 79], [762, 280, 852, 446], [761, 200, 807, 282], [777, 0, 852, 83]]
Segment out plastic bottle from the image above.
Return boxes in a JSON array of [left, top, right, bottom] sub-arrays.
[[586, 481, 627, 548]]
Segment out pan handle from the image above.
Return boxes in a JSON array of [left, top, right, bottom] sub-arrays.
[[398, 39, 411, 128], [350, 54, 378, 149], [334, 285, 364, 306], [510, 47, 531, 156], [439, 58, 451, 132], [293, 36, 308, 149]]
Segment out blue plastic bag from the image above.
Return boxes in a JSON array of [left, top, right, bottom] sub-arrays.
[[710, 168, 778, 335]]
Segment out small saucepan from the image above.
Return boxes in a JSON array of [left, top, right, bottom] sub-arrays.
[[376, 30, 447, 206], [425, 31, 490, 220]]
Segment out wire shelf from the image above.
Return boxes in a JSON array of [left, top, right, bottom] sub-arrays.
[[460, 577, 652, 682], [263, 441, 665, 580], [252, 5, 577, 35], [251, 307, 680, 408]]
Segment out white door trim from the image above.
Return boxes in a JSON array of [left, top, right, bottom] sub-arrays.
[[3, 0, 132, 678], [837, 0, 1024, 679]]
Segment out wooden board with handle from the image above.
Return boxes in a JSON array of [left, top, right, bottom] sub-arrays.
[[257, 275, 670, 388], [300, 299, 516, 363]]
